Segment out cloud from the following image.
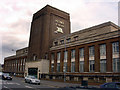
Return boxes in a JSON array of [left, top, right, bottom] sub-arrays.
[[0, 0, 118, 64]]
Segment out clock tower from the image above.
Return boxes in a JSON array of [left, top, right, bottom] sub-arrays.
[[27, 5, 70, 61]]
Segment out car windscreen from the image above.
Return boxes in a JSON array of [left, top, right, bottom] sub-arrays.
[[116, 83, 120, 88], [30, 76, 36, 79], [3, 73, 9, 76]]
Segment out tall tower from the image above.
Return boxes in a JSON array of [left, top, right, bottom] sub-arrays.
[[27, 5, 70, 61]]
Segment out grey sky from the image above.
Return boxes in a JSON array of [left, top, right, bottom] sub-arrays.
[[0, 0, 119, 64]]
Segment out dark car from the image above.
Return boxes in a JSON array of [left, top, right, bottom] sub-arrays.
[[2, 73, 12, 80], [100, 82, 120, 89]]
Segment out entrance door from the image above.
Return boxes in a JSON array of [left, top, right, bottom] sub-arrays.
[[28, 68, 38, 78]]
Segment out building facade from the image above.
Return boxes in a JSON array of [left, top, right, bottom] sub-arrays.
[[4, 47, 28, 77], [4, 5, 120, 83], [49, 22, 120, 83]]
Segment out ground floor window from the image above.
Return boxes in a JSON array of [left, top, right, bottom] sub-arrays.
[[51, 64, 54, 72], [57, 63, 60, 72], [113, 58, 120, 72], [100, 59, 106, 72], [89, 60, 95, 72], [63, 62, 67, 72], [79, 61, 84, 72], [71, 62, 75, 72]]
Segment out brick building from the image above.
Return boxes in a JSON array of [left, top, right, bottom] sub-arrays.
[[4, 47, 28, 77], [4, 5, 120, 83], [49, 21, 120, 83]]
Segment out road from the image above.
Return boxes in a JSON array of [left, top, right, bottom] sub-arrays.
[[1, 77, 57, 90], [1, 77, 99, 90]]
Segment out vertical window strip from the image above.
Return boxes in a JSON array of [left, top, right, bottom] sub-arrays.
[[100, 59, 106, 72], [64, 51, 68, 72], [57, 52, 61, 72], [89, 46, 95, 56], [100, 44, 106, 56], [112, 42, 119, 54]]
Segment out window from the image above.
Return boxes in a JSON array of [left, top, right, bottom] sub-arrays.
[[100, 44, 106, 56], [54, 42, 58, 46], [112, 42, 119, 54], [64, 51, 67, 72], [57, 52, 61, 72], [63, 62, 67, 72], [100, 59, 106, 72], [104, 83, 115, 88], [51, 53, 54, 61], [57, 63, 60, 72], [51, 64, 54, 72], [113, 58, 120, 72], [57, 52, 61, 60], [64, 51, 68, 60], [79, 48, 84, 58], [51, 53, 55, 72], [67, 38, 71, 43], [71, 49, 75, 59], [89, 46, 95, 56], [74, 36, 78, 41], [71, 62, 75, 72], [60, 40, 64, 44], [89, 60, 95, 72], [79, 61, 84, 72]]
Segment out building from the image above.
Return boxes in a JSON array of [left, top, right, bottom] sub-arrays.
[[25, 5, 70, 79], [49, 21, 120, 83], [4, 47, 28, 77], [4, 5, 120, 83]]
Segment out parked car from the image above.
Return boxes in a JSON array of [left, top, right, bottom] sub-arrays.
[[2, 73, 12, 80], [0, 72, 2, 80], [100, 82, 120, 89], [25, 75, 40, 85]]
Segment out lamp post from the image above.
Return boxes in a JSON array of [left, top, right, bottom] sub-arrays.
[[11, 49, 16, 76]]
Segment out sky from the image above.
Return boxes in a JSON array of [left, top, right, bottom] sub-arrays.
[[0, 0, 119, 64]]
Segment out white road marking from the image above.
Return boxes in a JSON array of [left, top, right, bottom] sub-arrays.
[[2, 81, 20, 85], [16, 83, 20, 85], [25, 85, 33, 88], [4, 86, 8, 88]]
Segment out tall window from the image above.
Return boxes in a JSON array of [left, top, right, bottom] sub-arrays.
[[51, 63, 54, 72], [57, 52, 60, 72], [79, 48, 84, 72], [64, 51, 68, 72], [51, 53, 54, 72], [79, 48, 84, 57], [100, 59, 106, 72], [80, 61, 84, 72], [112, 42, 119, 72], [100, 44, 106, 56], [113, 58, 120, 72], [67, 38, 71, 43], [51, 53, 54, 61], [112, 42, 119, 54], [71, 49, 75, 59], [89, 46, 95, 56], [71, 62, 75, 72], [89, 60, 95, 72], [71, 49, 75, 72]]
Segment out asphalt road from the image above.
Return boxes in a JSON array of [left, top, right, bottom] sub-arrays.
[[1, 77, 56, 90]]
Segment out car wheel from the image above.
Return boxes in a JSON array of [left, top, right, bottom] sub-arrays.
[[38, 83, 40, 85], [25, 79, 27, 83]]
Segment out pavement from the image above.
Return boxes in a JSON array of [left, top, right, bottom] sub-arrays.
[[40, 80, 81, 88]]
